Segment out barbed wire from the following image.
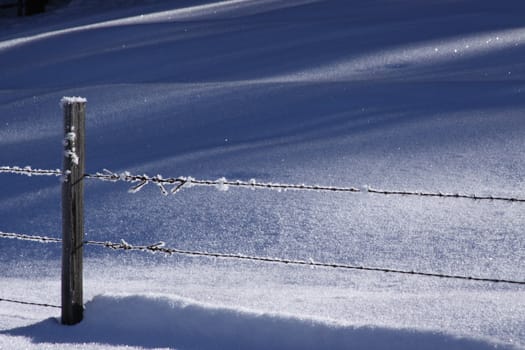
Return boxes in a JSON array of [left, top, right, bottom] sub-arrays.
[[367, 188, 525, 202], [0, 165, 62, 177], [1, 230, 524, 285], [0, 230, 62, 309], [0, 297, 60, 309], [83, 239, 525, 285], [0, 231, 61, 243], [0, 232, 61, 310], [87, 169, 525, 203], [0, 231, 61, 310], [85, 170, 361, 195], [2, 165, 525, 203]]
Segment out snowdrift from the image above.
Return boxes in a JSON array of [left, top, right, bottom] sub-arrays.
[[4, 294, 508, 350]]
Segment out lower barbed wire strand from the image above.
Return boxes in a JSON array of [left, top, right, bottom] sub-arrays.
[[0, 232, 61, 309], [0, 231, 61, 243], [1, 231, 523, 285], [82, 239, 525, 286], [0, 297, 60, 309]]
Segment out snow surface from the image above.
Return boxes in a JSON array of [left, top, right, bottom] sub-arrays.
[[1, 0, 525, 349]]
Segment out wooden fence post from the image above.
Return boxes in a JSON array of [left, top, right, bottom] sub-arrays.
[[61, 97, 86, 325]]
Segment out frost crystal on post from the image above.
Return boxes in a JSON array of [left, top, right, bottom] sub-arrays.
[[63, 126, 79, 166]]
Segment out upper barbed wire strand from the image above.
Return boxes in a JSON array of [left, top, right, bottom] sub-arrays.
[[86, 169, 525, 203], [1, 165, 525, 203], [0, 165, 62, 177], [85, 170, 361, 194]]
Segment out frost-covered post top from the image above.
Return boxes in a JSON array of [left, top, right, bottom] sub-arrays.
[[60, 96, 87, 108]]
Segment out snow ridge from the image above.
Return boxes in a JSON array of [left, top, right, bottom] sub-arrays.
[[3, 294, 508, 350]]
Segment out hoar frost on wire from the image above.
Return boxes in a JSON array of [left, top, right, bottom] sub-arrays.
[[120, 239, 132, 249], [154, 174, 169, 196], [128, 178, 149, 194], [215, 177, 229, 191], [181, 176, 196, 188], [120, 171, 131, 181], [0, 165, 61, 177]]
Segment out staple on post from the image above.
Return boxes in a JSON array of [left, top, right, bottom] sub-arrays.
[[61, 96, 86, 325]]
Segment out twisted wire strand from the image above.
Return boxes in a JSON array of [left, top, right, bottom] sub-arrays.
[[86, 169, 525, 203], [0, 232, 61, 309], [1, 230, 524, 285], [0, 297, 60, 309], [2, 165, 524, 203], [0, 231, 61, 243], [367, 188, 525, 202], [84, 239, 525, 286], [85, 171, 361, 194], [0, 165, 61, 177]]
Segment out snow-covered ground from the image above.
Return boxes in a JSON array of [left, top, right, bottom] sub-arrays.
[[1, 0, 524, 349]]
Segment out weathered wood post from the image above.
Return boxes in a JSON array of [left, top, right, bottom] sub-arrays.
[[61, 97, 86, 325]]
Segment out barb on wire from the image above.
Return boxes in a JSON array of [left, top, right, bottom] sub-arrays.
[[84, 238, 525, 286], [2, 165, 524, 203], [85, 169, 361, 195], [0, 165, 61, 177], [0, 231, 61, 244], [1, 230, 524, 285], [86, 169, 525, 203], [367, 187, 525, 203], [0, 297, 60, 309], [85, 239, 166, 251]]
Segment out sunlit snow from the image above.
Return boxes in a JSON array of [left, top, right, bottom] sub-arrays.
[[0, 0, 524, 349]]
